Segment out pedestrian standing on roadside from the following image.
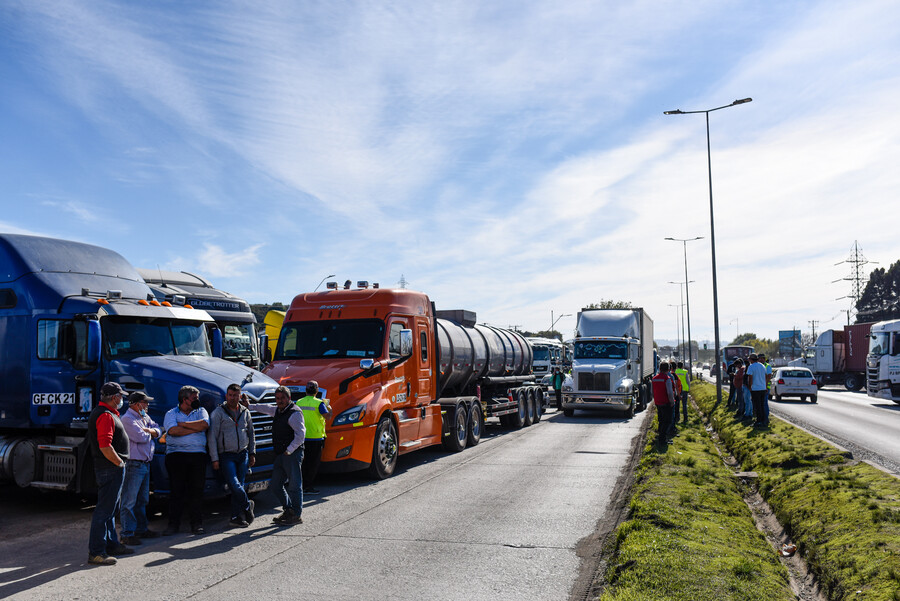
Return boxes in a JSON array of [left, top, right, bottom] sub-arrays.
[[87, 382, 134, 566], [667, 364, 682, 439], [759, 353, 772, 427], [297, 380, 331, 495], [746, 354, 768, 428], [208, 383, 256, 527], [119, 391, 162, 545], [726, 358, 739, 408], [551, 368, 565, 411], [652, 362, 676, 451], [162, 385, 210, 536], [674, 362, 690, 424], [254, 386, 305, 525], [732, 359, 745, 416]]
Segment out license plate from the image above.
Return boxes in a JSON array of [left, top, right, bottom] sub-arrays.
[[246, 480, 269, 494]]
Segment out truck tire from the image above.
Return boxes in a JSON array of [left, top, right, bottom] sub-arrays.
[[623, 392, 636, 419], [508, 389, 525, 429], [442, 403, 468, 452], [467, 401, 483, 447], [535, 388, 546, 416], [531, 389, 542, 423], [523, 389, 535, 427], [844, 374, 863, 391], [563, 408, 575, 417], [367, 416, 399, 480]]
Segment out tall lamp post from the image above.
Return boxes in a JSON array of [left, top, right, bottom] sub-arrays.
[[550, 311, 572, 332], [664, 97, 752, 406], [666, 235, 703, 375]]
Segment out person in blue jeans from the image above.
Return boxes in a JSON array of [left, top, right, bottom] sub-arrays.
[[208, 383, 257, 528], [254, 386, 305, 525], [87, 382, 134, 565], [119, 391, 163, 545]]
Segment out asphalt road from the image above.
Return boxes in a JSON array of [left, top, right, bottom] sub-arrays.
[[702, 370, 900, 476], [0, 408, 649, 601]]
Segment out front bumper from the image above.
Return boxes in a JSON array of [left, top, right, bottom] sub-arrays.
[[561, 392, 631, 410], [320, 422, 377, 471]]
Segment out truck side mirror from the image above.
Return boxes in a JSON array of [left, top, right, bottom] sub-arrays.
[[400, 329, 413, 357], [212, 328, 223, 358], [87, 319, 102, 364], [360, 358, 375, 370]]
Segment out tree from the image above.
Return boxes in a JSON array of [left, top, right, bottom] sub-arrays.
[[521, 330, 563, 341], [729, 332, 758, 346], [584, 299, 632, 309], [856, 260, 900, 323]]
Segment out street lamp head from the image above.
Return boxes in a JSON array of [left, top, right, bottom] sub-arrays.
[[663, 109, 683, 115], [733, 98, 752, 105]]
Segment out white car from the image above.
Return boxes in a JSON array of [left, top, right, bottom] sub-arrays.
[[771, 367, 818, 403]]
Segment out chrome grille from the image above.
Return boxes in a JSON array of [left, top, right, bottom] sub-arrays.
[[578, 372, 610, 392], [250, 390, 277, 447]]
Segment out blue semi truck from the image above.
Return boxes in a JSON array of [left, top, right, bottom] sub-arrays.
[[0, 234, 278, 497]]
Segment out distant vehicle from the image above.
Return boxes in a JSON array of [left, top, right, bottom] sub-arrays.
[[866, 319, 900, 405], [702, 363, 710, 371], [771, 367, 818, 403], [722, 345, 754, 370], [526, 337, 564, 378], [789, 323, 872, 391], [562, 308, 653, 418]]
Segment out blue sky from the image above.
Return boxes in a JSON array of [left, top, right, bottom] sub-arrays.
[[2, 1, 899, 347]]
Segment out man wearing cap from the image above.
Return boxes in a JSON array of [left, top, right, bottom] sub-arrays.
[[162, 385, 210, 535], [296, 381, 331, 495], [208, 383, 256, 527], [119, 391, 162, 545], [746, 354, 768, 428], [87, 382, 134, 566]]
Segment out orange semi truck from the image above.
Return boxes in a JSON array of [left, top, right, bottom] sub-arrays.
[[261, 284, 545, 478]]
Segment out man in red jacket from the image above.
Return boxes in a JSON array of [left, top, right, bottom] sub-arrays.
[[652, 362, 676, 451]]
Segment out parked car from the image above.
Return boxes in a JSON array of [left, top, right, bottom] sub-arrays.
[[771, 367, 818, 403], [702, 363, 710, 371]]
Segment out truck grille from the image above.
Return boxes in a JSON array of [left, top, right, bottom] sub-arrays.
[[250, 390, 276, 447], [578, 372, 610, 392]]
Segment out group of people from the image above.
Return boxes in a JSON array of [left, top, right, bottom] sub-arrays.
[[725, 353, 772, 428], [651, 361, 691, 450], [86, 380, 331, 566]]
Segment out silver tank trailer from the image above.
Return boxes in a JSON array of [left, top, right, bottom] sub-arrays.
[[436, 318, 533, 397]]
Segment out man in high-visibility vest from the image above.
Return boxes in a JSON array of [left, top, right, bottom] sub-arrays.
[[674, 362, 690, 424], [296, 381, 332, 495], [551, 368, 565, 411]]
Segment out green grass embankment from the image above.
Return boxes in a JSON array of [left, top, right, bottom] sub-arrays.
[[597, 381, 900, 601], [694, 382, 900, 601], [597, 389, 794, 601]]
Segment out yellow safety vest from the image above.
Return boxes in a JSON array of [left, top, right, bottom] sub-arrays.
[[674, 368, 690, 392], [295, 395, 328, 440]]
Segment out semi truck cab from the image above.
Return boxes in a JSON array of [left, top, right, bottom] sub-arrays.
[[867, 319, 900, 404]]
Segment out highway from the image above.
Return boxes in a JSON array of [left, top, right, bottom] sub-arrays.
[[0, 408, 649, 601], [702, 370, 900, 476]]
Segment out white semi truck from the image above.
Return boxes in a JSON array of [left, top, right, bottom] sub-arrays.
[[561, 308, 654, 418], [866, 319, 900, 404]]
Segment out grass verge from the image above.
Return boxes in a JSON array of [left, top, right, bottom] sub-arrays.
[[693, 381, 900, 601], [596, 392, 794, 601]]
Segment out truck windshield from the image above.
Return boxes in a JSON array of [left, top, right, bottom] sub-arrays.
[[103, 317, 212, 358], [277, 319, 385, 360], [869, 332, 891, 356], [222, 322, 258, 362], [532, 347, 550, 361], [575, 341, 628, 360]]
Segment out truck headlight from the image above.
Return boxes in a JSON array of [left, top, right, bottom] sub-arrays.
[[333, 405, 366, 426], [616, 385, 630, 394], [562, 385, 573, 392]]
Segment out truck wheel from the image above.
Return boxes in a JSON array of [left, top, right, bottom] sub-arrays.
[[442, 404, 468, 452], [467, 402, 483, 447], [523, 389, 535, 427], [563, 408, 575, 417], [844, 374, 862, 391], [508, 389, 525, 429], [535, 388, 546, 416], [367, 416, 399, 480], [623, 393, 636, 419], [531, 389, 542, 423]]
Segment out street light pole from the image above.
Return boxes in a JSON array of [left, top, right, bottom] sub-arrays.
[[664, 97, 752, 406], [666, 236, 703, 374]]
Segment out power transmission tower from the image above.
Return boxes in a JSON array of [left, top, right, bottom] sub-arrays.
[[397, 274, 409, 289], [808, 320, 818, 340], [833, 240, 876, 320]]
